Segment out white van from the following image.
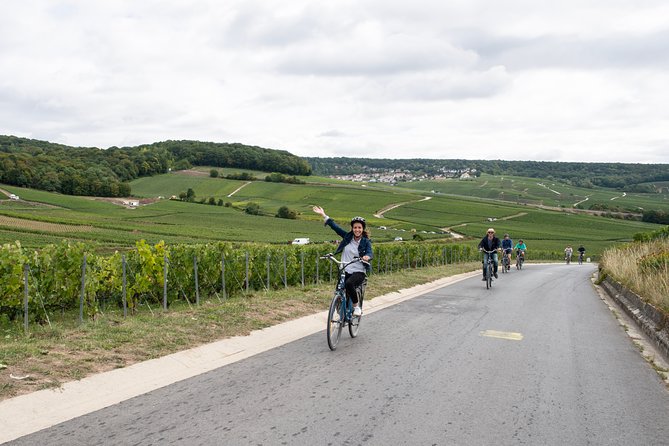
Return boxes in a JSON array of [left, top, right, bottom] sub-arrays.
[[291, 238, 310, 245]]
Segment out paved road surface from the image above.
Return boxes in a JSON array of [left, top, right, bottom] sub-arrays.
[[8, 263, 669, 445]]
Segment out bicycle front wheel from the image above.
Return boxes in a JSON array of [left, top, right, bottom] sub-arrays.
[[486, 263, 492, 289], [327, 295, 344, 350]]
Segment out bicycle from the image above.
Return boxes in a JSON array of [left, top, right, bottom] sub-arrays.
[[516, 250, 525, 270], [321, 253, 368, 351], [501, 250, 511, 273], [481, 249, 497, 289]]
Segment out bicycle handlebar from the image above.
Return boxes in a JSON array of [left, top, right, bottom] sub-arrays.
[[320, 253, 370, 268]]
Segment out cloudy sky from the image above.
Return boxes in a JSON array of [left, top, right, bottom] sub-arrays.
[[2, 1, 668, 163]]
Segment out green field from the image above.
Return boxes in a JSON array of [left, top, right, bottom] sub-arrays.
[[391, 173, 669, 212], [1, 168, 665, 255]]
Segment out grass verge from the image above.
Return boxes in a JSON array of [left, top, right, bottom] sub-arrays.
[[0, 262, 478, 401], [600, 238, 669, 313]]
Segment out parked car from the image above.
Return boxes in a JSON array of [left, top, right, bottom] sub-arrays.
[[394, 237, 403, 241], [291, 238, 310, 245], [379, 226, 387, 230]]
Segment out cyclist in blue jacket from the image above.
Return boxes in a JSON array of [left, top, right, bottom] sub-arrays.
[[501, 234, 513, 270], [313, 206, 373, 316]]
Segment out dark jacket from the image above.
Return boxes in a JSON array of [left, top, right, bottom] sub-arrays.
[[325, 218, 373, 272], [478, 235, 501, 251]]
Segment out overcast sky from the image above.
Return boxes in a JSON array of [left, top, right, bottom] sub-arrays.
[[2, 1, 668, 163]]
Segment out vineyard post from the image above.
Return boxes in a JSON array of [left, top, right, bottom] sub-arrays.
[[442, 248, 446, 266], [23, 264, 29, 334], [384, 252, 388, 274], [245, 251, 249, 292], [329, 260, 332, 282], [79, 254, 86, 324], [122, 254, 127, 318], [221, 253, 227, 299], [266, 254, 270, 290], [283, 253, 287, 288], [405, 248, 409, 269], [315, 253, 319, 285], [163, 254, 168, 310], [300, 251, 304, 288], [194, 255, 199, 306]]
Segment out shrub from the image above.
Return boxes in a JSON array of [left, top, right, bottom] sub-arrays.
[[276, 206, 297, 219], [245, 202, 261, 215]]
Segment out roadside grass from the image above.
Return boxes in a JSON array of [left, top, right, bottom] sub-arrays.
[[0, 262, 478, 401], [600, 238, 669, 313]]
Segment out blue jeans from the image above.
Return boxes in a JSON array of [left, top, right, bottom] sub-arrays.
[[482, 252, 498, 276]]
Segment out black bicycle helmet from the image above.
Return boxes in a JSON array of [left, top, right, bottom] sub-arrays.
[[350, 216, 366, 229]]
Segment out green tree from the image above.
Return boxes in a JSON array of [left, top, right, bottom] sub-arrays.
[[245, 202, 261, 215], [276, 206, 297, 219]]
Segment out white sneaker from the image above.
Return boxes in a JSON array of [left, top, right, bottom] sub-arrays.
[[353, 306, 362, 317]]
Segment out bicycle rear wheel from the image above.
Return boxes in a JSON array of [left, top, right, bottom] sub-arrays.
[[327, 295, 344, 350], [349, 289, 364, 338], [348, 313, 361, 338]]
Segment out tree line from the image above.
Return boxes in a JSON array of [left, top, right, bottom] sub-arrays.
[[0, 135, 312, 197], [306, 157, 669, 191]]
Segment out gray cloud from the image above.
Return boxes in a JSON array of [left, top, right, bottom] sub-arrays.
[[0, 0, 667, 163]]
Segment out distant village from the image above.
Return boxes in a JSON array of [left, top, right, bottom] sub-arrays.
[[329, 167, 478, 184]]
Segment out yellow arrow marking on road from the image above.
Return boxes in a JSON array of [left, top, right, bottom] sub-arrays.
[[480, 330, 524, 341]]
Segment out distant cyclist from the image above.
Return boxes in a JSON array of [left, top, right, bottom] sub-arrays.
[[577, 245, 586, 264], [478, 228, 500, 280], [312, 206, 372, 316], [514, 239, 527, 261], [501, 234, 513, 270], [564, 245, 573, 263]]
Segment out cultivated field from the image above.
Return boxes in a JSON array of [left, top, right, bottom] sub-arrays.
[[392, 173, 669, 212], [0, 168, 665, 255]]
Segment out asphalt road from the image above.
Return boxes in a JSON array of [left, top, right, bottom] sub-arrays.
[[8, 263, 669, 445]]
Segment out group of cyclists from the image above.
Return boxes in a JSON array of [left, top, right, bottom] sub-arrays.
[[477, 229, 526, 280], [564, 244, 586, 264]]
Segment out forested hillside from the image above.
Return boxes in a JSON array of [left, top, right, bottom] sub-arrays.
[[0, 136, 311, 197], [307, 157, 669, 191]]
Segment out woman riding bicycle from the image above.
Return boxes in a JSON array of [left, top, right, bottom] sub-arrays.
[[312, 206, 372, 316], [514, 239, 527, 261]]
